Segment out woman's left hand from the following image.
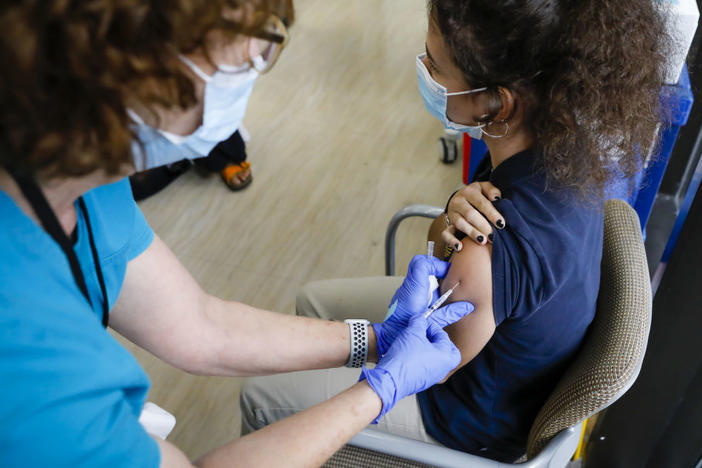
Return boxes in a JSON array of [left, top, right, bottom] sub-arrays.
[[442, 181, 505, 251]]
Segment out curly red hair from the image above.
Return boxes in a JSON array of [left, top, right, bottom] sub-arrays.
[[0, 0, 293, 178]]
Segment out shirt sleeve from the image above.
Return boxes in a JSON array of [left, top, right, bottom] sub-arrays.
[[127, 200, 155, 261], [490, 200, 548, 326], [81, 177, 154, 262]]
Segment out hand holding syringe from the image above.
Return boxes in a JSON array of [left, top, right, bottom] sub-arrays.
[[374, 248, 471, 359], [424, 241, 460, 318]]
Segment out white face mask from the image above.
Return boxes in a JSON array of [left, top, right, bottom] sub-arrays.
[[416, 53, 487, 140], [129, 55, 262, 171]]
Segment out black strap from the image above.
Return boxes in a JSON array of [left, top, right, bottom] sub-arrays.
[[79, 198, 110, 327], [10, 172, 109, 327], [444, 189, 460, 214]]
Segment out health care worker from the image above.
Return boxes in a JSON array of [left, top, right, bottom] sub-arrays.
[[0, 1, 475, 467]]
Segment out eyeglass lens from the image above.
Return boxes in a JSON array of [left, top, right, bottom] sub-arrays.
[[249, 17, 285, 72]]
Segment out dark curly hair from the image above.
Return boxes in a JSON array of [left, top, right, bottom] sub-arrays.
[[0, 0, 293, 179], [430, 0, 670, 198]]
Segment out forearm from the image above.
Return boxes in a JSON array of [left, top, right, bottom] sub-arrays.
[[198, 295, 377, 376], [197, 381, 380, 467], [156, 381, 381, 468], [111, 235, 378, 377]]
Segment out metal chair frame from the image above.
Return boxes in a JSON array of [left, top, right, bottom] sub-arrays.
[[384, 204, 443, 276], [347, 424, 582, 468]]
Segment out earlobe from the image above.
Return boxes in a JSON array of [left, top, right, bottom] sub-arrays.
[[481, 87, 514, 138], [473, 87, 510, 125], [495, 87, 515, 122]]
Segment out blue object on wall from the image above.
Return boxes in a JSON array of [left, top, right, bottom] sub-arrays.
[[467, 139, 488, 183], [633, 64, 694, 230]]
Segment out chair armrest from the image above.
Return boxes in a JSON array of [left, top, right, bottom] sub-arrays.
[[385, 204, 443, 276], [348, 423, 582, 468]]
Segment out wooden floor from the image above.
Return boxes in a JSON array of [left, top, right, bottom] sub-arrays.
[[116, 0, 465, 459]]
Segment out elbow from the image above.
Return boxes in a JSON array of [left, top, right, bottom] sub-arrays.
[[167, 346, 217, 376], [180, 363, 212, 377], [175, 335, 252, 377], [173, 295, 231, 376], [177, 354, 248, 377]]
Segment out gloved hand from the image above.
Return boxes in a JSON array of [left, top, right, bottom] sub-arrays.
[[361, 303, 470, 422], [373, 255, 472, 357]]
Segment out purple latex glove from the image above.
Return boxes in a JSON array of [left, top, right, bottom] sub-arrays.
[[361, 303, 471, 423], [373, 255, 471, 357]]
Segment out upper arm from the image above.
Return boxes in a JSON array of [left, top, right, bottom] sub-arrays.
[[439, 238, 496, 379], [110, 234, 212, 373]]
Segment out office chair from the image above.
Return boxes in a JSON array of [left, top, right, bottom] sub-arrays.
[[324, 199, 652, 468]]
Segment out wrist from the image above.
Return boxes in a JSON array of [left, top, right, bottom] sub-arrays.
[[343, 319, 370, 368], [359, 366, 398, 423], [367, 325, 378, 363], [371, 322, 390, 358], [353, 380, 383, 422]]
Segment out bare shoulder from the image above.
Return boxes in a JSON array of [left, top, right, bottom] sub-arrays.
[[440, 240, 496, 375], [442, 240, 493, 312]]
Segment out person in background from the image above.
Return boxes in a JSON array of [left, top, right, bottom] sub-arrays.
[[194, 128, 252, 191], [128, 12, 292, 200], [129, 129, 250, 201]]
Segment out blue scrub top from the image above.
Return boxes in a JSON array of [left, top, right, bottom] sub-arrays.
[[0, 178, 160, 467], [418, 149, 603, 461]]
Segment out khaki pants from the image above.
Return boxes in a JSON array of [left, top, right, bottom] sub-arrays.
[[239, 276, 441, 445]]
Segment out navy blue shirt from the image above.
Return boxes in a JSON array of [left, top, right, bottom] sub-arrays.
[[417, 149, 603, 461]]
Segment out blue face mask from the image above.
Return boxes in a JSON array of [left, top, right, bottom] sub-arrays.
[[130, 55, 262, 170], [416, 53, 487, 140]]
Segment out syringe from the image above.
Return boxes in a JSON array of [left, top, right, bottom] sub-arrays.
[[424, 281, 460, 318]]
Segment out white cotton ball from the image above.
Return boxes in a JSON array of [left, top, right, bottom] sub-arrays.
[[428, 275, 439, 306]]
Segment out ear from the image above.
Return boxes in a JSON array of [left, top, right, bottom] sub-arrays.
[[493, 87, 515, 122], [472, 87, 514, 124]]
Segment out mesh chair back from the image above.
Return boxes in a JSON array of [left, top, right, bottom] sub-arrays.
[[526, 199, 652, 458], [323, 446, 435, 468]]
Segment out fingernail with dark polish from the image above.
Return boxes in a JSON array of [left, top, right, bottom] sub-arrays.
[[496, 219, 504, 229], [454, 243, 460, 250], [494, 196, 501, 201], [477, 235, 484, 243], [488, 233, 494, 241]]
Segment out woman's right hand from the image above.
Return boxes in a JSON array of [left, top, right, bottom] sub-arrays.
[[373, 255, 473, 357], [362, 307, 470, 422], [442, 181, 506, 251]]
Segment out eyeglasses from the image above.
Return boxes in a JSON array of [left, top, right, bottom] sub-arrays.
[[246, 14, 289, 74]]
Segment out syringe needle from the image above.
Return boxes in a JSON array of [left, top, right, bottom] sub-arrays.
[[424, 281, 460, 318]]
